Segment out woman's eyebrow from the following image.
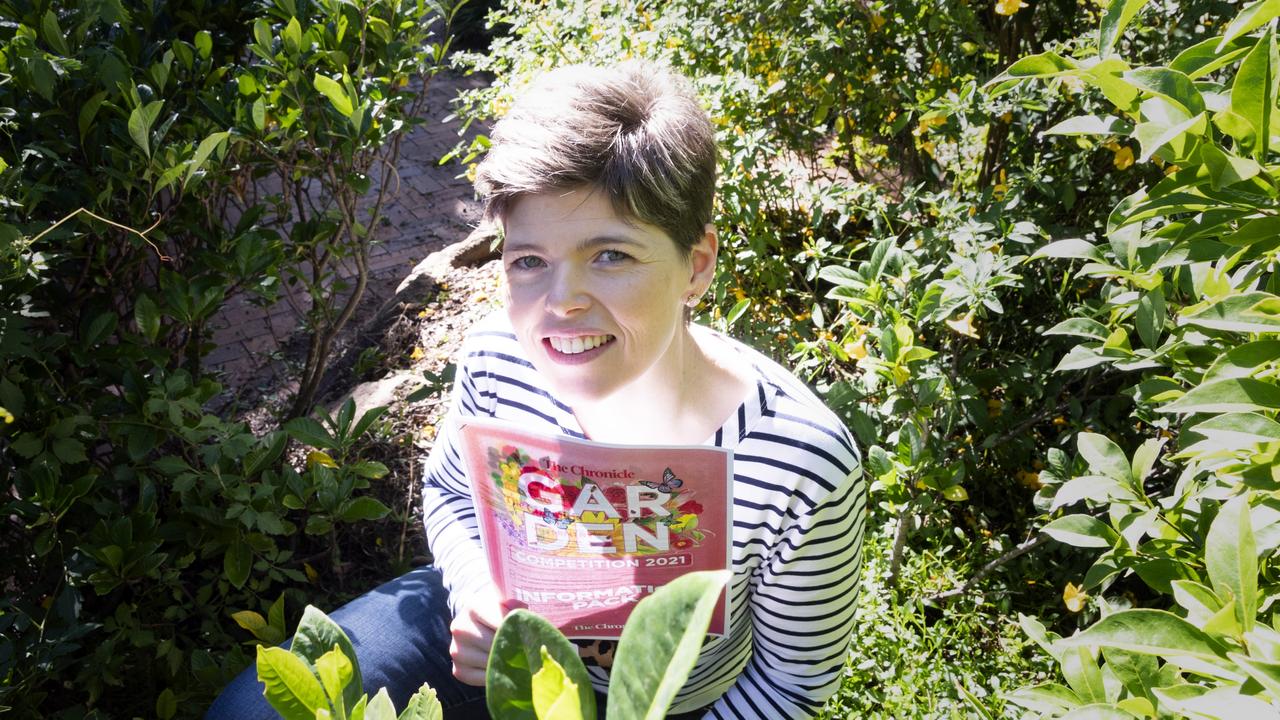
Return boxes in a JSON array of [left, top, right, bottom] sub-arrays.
[[503, 235, 645, 254]]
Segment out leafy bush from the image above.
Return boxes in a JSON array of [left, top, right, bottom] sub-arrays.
[[993, 0, 1280, 715], [0, 1, 455, 715], [256, 571, 730, 720]]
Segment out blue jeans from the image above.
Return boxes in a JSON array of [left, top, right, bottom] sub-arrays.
[[205, 565, 489, 719]]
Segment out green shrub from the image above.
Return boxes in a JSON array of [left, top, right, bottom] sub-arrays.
[[0, 1, 454, 715], [996, 0, 1280, 716]]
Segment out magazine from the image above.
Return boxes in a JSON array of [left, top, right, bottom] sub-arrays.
[[457, 417, 733, 640]]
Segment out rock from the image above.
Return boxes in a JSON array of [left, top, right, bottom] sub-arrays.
[[340, 370, 419, 419], [395, 221, 500, 298]]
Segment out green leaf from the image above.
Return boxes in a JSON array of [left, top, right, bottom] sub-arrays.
[[726, 298, 750, 326], [606, 570, 731, 720], [283, 17, 302, 53], [1219, 0, 1280, 50], [1205, 341, 1280, 382], [1181, 292, 1280, 333], [1135, 288, 1165, 349], [1207, 496, 1258, 632], [314, 645, 354, 712], [134, 294, 161, 341], [531, 647, 582, 720], [1184, 413, 1280, 452], [1133, 111, 1205, 163], [1156, 684, 1277, 716], [285, 417, 337, 449], [1161, 377, 1280, 414], [224, 540, 251, 589], [186, 131, 230, 185], [338, 497, 390, 523], [128, 101, 165, 158], [1061, 645, 1107, 704], [1058, 609, 1226, 663], [397, 685, 443, 720], [314, 74, 354, 117], [1055, 344, 1111, 372], [41, 10, 70, 55], [155, 688, 177, 719], [51, 438, 86, 464], [364, 688, 396, 720], [1043, 515, 1119, 548], [292, 606, 364, 712], [486, 610, 595, 720], [1099, 0, 1153, 57], [251, 97, 266, 132], [1102, 647, 1160, 704], [1045, 115, 1134, 136], [1004, 52, 1078, 78], [1199, 143, 1262, 190], [1230, 27, 1279, 159], [195, 30, 212, 59], [1125, 67, 1205, 115], [1221, 216, 1280, 246], [1229, 652, 1280, 699], [1051, 475, 1132, 511], [1045, 318, 1111, 341], [1171, 36, 1253, 78], [1005, 683, 1083, 714], [1078, 433, 1132, 483], [1031, 238, 1103, 261], [78, 91, 108, 140], [232, 609, 269, 635], [257, 646, 329, 719]]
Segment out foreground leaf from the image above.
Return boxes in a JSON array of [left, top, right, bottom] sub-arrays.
[[486, 610, 595, 720], [606, 570, 731, 720], [1058, 609, 1226, 663], [257, 646, 328, 719]]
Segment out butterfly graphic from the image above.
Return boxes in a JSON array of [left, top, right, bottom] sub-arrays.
[[541, 509, 571, 529], [640, 467, 684, 493]]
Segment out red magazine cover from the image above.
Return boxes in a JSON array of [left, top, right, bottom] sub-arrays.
[[458, 417, 733, 640]]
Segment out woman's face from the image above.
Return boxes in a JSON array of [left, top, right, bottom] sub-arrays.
[[501, 187, 715, 406]]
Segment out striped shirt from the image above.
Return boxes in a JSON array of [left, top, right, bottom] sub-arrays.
[[422, 312, 866, 719]]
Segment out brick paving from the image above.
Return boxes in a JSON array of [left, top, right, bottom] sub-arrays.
[[204, 70, 490, 392]]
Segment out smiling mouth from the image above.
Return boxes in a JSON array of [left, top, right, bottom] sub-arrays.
[[546, 334, 615, 355]]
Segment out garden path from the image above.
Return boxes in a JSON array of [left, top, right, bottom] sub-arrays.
[[202, 69, 490, 395]]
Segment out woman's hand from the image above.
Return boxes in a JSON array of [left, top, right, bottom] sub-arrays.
[[449, 588, 509, 686]]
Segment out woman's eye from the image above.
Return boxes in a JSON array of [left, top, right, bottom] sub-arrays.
[[597, 249, 631, 263], [509, 255, 546, 270]]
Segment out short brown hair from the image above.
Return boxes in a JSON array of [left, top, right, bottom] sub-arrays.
[[473, 60, 717, 254]]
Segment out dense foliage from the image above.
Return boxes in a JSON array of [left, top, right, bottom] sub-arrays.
[[0, 0, 460, 716], [4, 0, 1276, 717], [447, 0, 1273, 715]]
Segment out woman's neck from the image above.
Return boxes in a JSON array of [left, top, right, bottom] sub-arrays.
[[571, 325, 750, 446]]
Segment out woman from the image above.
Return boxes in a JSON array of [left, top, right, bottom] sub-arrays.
[[209, 61, 865, 720]]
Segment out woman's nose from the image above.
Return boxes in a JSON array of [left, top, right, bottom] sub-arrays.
[[545, 267, 590, 316]]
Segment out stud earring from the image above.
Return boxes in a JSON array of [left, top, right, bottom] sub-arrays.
[[684, 294, 700, 307]]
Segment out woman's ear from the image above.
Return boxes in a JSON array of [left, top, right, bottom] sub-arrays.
[[688, 223, 718, 294]]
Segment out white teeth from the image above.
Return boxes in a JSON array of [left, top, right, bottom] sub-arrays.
[[549, 335, 612, 354]]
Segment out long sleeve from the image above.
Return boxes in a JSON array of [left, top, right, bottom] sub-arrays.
[[702, 442, 867, 718], [420, 341, 495, 615]]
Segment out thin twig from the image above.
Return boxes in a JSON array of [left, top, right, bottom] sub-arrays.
[[925, 533, 1051, 603], [31, 207, 170, 261]]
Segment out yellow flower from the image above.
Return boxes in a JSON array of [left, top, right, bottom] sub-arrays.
[[846, 335, 868, 360], [995, 0, 1027, 15], [0, 406, 13, 424], [408, 346, 425, 361], [945, 311, 979, 339], [1112, 145, 1135, 170], [919, 140, 936, 157], [986, 397, 1004, 418], [1063, 582, 1089, 613], [869, 12, 885, 31], [304, 562, 319, 583]]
